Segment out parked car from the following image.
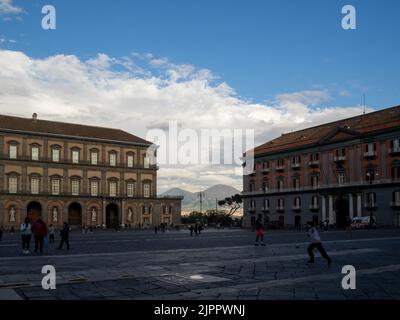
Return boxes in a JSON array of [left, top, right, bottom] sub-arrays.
[[351, 216, 377, 229]]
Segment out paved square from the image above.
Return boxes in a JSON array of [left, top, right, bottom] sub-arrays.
[[0, 228, 399, 300]]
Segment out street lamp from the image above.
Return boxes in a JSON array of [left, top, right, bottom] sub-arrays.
[[366, 169, 379, 228]]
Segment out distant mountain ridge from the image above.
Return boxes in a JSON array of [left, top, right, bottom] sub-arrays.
[[162, 184, 241, 212]]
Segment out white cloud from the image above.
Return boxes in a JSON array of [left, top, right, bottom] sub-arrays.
[[0, 0, 23, 15], [0, 50, 368, 193]]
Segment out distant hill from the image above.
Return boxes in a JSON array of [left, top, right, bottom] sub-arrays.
[[162, 184, 241, 212]]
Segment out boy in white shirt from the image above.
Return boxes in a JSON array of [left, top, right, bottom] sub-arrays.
[[307, 221, 332, 266]]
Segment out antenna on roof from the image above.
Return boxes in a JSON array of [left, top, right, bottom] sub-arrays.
[[363, 94, 366, 114]]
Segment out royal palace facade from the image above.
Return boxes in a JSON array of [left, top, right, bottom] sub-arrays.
[[0, 113, 182, 229], [242, 105, 400, 228]]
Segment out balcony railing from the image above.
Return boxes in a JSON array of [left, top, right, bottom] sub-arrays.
[[334, 156, 346, 162], [389, 147, 400, 155], [262, 207, 270, 212], [242, 178, 400, 196], [309, 204, 319, 210], [390, 201, 400, 207], [262, 168, 270, 174], [309, 160, 319, 168], [276, 165, 285, 171], [364, 202, 377, 209], [292, 205, 301, 211], [291, 163, 301, 169], [276, 206, 285, 212], [364, 151, 377, 158]]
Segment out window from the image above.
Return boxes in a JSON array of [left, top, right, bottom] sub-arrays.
[[293, 177, 300, 190], [90, 180, 98, 196], [310, 153, 319, 161], [8, 176, 18, 194], [277, 179, 284, 192], [294, 197, 301, 207], [365, 143, 376, 153], [338, 173, 345, 186], [71, 179, 80, 195], [264, 199, 270, 209], [143, 205, 151, 214], [278, 198, 285, 208], [144, 156, 150, 168], [311, 176, 319, 189], [109, 153, 117, 166], [337, 148, 346, 157], [393, 191, 400, 204], [249, 182, 255, 192], [250, 199, 256, 209], [277, 159, 284, 168], [391, 166, 400, 179], [91, 151, 98, 165], [31, 146, 39, 161], [127, 154, 134, 168], [390, 139, 400, 152], [51, 179, 60, 195], [72, 150, 79, 164], [52, 148, 60, 162], [311, 196, 319, 207], [127, 182, 135, 197], [263, 161, 269, 170], [31, 177, 39, 194], [9, 145, 17, 159], [143, 183, 150, 198], [109, 181, 117, 197], [262, 180, 269, 192], [367, 192, 376, 206], [292, 156, 301, 165]]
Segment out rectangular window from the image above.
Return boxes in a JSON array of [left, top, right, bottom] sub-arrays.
[[143, 183, 150, 198], [9, 145, 17, 159], [264, 199, 269, 209], [338, 173, 345, 186], [394, 191, 400, 203], [91, 152, 98, 165], [127, 182, 134, 197], [8, 177, 18, 193], [51, 179, 60, 195], [52, 149, 60, 162], [278, 180, 284, 191], [109, 181, 117, 197], [90, 181, 98, 196], [72, 150, 79, 164], [293, 178, 300, 190], [144, 156, 150, 168], [293, 156, 300, 164], [311, 176, 319, 189], [110, 153, 117, 166], [71, 179, 79, 195], [127, 155, 134, 168], [393, 139, 400, 150], [32, 147, 39, 161], [311, 153, 319, 161], [31, 178, 39, 194], [277, 159, 284, 167]]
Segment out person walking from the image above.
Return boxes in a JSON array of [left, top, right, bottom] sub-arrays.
[[48, 224, 55, 244], [20, 217, 32, 254], [194, 224, 199, 237], [31, 217, 47, 254], [189, 225, 194, 237], [345, 216, 352, 236], [154, 226, 158, 234], [58, 222, 70, 250], [254, 214, 266, 246], [306, 222, 332, 265]]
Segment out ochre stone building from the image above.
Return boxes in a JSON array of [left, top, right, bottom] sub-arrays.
[[0, 113, 182, 229]]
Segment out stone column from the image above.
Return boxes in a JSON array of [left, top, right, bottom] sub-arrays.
[[328, 195, 335, 225], [348, 194, 354, 218], [102, 199, 106, 227], [357, 193, 362, 217], [321, 196, 326, 221], [121, 199, 125, 227]]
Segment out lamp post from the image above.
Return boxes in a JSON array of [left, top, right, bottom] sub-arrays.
[[366, 169, 378, 228]]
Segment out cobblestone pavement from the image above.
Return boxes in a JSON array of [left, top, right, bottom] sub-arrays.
[[0, 228, 399, 300]]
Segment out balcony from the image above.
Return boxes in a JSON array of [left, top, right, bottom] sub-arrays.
[[262, 168, 270, 174], [364, 151, 377, 159], [309, 160, 319, 168], [334, 156, 346, 162], [309, 204, 319, 211], [389, 147, 400, 155], [292, 205, 301, 211], [248, 207, 256, 213], [390, 201, 400, 208], [291, 163, 301, 170], [276, 165, 285, 172], [262, 207, 270, 212], [276, 206, 285, 212]]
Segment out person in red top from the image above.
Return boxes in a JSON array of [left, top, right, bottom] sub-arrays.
[[31, 217, 47, 254]]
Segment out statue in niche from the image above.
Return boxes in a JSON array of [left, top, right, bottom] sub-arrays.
[[91, 208, 97, 222], [9, 207, 16, 222], [52, 207, 58, 222]]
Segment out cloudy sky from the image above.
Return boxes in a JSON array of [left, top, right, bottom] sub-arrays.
[[1, 0, 400, 193]]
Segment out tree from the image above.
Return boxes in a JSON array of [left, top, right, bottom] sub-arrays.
[[218, 194, 242, 217]]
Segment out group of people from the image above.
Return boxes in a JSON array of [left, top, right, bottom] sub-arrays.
[[254, 214, 332, 266], [188, 224, 203, 237], [20, 217, 71, 254]]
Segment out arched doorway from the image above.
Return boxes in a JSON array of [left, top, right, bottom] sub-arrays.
[[27, 201, 42, 222], [335, 195, 349, 228], [68, 202, 82, 226], [106, 203, 119, 228]]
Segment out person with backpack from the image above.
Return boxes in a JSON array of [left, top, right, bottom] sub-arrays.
[[254, 214, 266, 246], [58, 222, 70, 250], [31, 217, 47, 254], [306, 221, 332, 266], [20, 217, 32, 254]]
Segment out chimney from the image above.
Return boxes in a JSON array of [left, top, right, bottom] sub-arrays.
[[32, 113, 37, 123]]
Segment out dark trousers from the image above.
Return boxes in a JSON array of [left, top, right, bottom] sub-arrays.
[[34, 235, 44, 253], [49, 234, 55, 243], [21, 234, 31, 250], [307, 243, 331, 262], [58, 237, 70, 250]]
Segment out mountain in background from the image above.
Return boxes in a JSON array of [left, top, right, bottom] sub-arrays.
[[162, 184, 241, 213]]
